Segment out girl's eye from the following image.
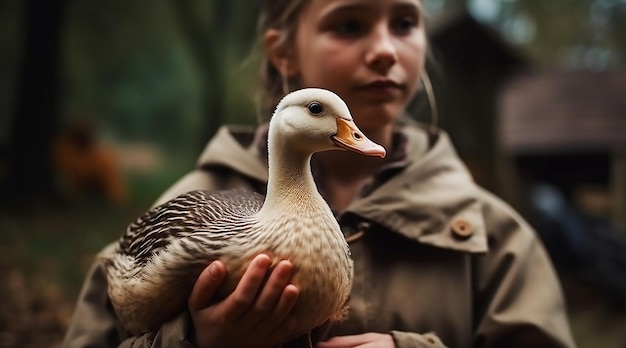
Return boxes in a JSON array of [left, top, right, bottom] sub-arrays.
[[334, 19, 363, 36], [392, 16, 418, 34]]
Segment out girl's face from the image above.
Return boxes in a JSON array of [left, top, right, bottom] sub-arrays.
[[291, 0, 426, 132]]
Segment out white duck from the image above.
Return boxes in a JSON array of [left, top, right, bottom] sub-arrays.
[[102, 88, 386, 340]]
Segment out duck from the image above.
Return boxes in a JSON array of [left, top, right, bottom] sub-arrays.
[[101, 88, 386, 341]]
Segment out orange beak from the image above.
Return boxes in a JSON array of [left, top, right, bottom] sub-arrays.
[[331, 118, 386, 158]]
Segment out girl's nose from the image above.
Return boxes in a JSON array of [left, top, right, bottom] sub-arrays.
[[364, 24, 398, 73]]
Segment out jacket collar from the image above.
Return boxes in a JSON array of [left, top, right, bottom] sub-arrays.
[[197, 124, 487, 254], [196, 126, 269, 183], [345, 124, 488, 253]]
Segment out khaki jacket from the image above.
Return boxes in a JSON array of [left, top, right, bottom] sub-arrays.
[[64, 123, 577, 348]]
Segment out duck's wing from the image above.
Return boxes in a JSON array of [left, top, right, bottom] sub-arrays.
[[117, 189, 264, 265]]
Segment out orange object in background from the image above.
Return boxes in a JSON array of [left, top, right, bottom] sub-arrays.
[[52, 120, 126, 205]]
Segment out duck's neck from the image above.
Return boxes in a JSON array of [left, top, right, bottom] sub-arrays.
[[258, 138, 326, 216]]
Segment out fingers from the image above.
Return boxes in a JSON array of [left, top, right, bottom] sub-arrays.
[[228, 256, 301, 343], [235, 259, 299, 344], [317, 333, 394, 348], [317, 334, 366, 347], [187, 254, 302, 348], [264, 283, 299, 339], [253, 260, 293, 315], [270, 283, 299, 321], [189, 260, 226, 311], [225, 254, 272, 319]]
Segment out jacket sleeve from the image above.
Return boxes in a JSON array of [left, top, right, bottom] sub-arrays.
[[62, 261, 194, 348], [471, 199, 577, 348]]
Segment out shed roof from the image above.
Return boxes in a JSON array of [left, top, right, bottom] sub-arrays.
[[426, 8, 529, 70], [499, 69, 626, 154]]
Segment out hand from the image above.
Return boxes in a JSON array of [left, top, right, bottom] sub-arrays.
[[188, 254, 301, 348], [317, 333, 396, 348]]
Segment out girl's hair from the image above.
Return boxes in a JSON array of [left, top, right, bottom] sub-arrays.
[[256, 0, 310, 114]]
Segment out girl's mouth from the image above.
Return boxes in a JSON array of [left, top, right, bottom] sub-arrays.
[[355, 80, 403, 98], [358, 80, 402, 89]]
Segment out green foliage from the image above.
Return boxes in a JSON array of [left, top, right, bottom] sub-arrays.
[[64, 1, 204, 153], [465, 0, 626, 68], [60, 0, 265, 156]]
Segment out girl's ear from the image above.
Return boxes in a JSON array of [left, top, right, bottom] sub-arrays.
[[264, 29, 299, 78]]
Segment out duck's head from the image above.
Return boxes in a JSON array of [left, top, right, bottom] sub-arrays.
[[270, 88, 386, 158]]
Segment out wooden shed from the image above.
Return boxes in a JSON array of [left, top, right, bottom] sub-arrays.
[[498, 69, 626, 225], [423, 8, 529, 191]]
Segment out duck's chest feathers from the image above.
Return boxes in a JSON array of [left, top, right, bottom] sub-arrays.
[[254, 198, 347, 254]]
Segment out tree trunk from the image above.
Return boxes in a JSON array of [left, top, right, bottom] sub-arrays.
[[3, 0, 66, 211]]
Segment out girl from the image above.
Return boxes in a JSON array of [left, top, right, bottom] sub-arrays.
[[64, 0, 577, 347]]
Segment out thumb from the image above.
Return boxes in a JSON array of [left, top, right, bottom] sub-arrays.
[[188, 260, 226, 311]]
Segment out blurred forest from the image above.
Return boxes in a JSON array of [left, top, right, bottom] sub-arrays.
[[1, 0, 626, 347]]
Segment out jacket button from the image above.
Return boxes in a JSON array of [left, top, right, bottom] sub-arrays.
[[451, 219, 473, 239]]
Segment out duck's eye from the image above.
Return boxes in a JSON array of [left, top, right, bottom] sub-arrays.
[[308, 102, 324, 115]]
